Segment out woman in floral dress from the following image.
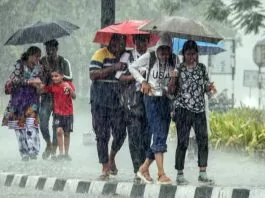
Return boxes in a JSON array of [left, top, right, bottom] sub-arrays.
[[2, 46, 43, 161]]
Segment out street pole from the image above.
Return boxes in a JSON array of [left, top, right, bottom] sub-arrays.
[[101, 0, 115, 29], [231, 39, 236, 108], [253, 39, 265, 109], [207, 55, 212, 80], [258, 65, 262, 109]]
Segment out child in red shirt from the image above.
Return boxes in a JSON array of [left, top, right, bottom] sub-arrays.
[[41, 69, 76, 161]]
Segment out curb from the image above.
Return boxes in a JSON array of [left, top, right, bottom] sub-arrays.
[[0, 171, 265, 198]]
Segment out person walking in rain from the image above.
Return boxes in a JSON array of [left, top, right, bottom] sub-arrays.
[[89, 34, 127, 180], [129, 33, 179, 184], [2, 46, 43, 161], [173, 40, 216, 185], [39, 39, 72, 160], [116, 34, 150, 182], [40, 69, 76, 161]]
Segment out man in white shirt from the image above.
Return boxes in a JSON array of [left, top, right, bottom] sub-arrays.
[[116, 34, 150, 182]]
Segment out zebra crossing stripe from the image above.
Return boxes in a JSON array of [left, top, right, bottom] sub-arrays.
[[25, 176, 40, 189], [52, 178, 67, 191], [64, 179, 80, 193], [249, 188, 265, 198], [144, 183, 161, 198], [158, 185, 177, 198], [12, 174, 27, 187], [0, 173, 11, 186], [194, 186, 213, 198], [43, 177, 57, 191], [175, 185, 196, 197], [115, 182, 133, 197], [76, 181, 90, 193], [211, 187, 234, 197], [87, 181, 106, 195], [19, 175, 28, 188], [35, 177, 47, 190], [102, 182, 117, 195], [5, 174, 14, 187], [130, 183, 145, 198], [232, 188, 250, 198]]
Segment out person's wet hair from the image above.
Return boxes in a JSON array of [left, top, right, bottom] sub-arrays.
[[182, 40, 198, 55], [133, 34, 150, 43], [44, 39, 59, 47], [108, 34, 126, 56], [21, 46, 41, 61], [110, 34, 125, 43], [52, 68, 64, 75]]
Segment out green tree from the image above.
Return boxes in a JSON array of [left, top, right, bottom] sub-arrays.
[[206, 0, 265, 34]]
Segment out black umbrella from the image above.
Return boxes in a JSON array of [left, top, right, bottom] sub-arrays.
[[4, 20, 80, 45]]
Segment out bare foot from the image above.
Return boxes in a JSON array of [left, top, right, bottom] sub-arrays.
[[109, 161, 118, 175]]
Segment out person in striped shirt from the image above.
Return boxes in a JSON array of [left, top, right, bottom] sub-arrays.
[[89, 34, 127, 180]]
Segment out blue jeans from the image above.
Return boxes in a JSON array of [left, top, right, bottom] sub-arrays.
[[144, 96, 171, 160], [39, 93, 57, 145]]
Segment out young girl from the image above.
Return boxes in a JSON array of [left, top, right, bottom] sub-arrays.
[[2, 46, 43, 161], [129, 33, 179, 184], [41, 69, 76, 161], [173, 40, 216, 185]]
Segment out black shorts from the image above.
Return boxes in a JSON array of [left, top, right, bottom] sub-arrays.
[[53, 114, 73, 133]]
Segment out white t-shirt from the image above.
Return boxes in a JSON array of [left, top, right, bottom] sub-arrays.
[[116, 49, 145, 91]]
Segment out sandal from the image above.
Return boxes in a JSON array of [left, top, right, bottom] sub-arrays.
[[157, 174, 172, 185], [136, 170, 153, 184]]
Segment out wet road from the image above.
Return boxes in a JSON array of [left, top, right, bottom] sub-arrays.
[[1, 112, 265, 189], [0, 186, 126, 198]]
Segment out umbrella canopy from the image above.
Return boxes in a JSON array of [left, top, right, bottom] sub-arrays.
[[4, 20, 80, 45], [93, 20, 160, 48], [173, 38, 225, 55], [140, 16, 223, 44]]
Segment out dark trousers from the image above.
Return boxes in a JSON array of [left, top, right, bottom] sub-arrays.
[[39, 94, 57, 144], [91, 105, 127, 164], [174, 107, 208, 170], [126, 99, 150, 174]]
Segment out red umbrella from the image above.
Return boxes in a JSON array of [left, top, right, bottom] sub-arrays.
[[93, 20, 159, 48]]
